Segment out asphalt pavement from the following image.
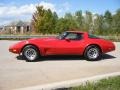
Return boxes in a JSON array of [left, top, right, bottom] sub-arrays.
[[0, 40, 120, 90]]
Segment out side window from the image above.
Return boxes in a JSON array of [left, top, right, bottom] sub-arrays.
[[65, 33, 83, 40]]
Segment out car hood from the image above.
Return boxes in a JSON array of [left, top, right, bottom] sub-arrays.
[[28, 37, 58, 42]]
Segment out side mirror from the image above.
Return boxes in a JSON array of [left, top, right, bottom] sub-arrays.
[[65, 38, 70, 42]]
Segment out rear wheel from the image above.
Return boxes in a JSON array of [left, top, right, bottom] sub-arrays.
[[84, 45, 101, 61], [22, 45, 39, 62]]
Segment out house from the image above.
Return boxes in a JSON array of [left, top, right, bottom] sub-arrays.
[[0, 26, 4, 34], [2, 21, 31, 34]]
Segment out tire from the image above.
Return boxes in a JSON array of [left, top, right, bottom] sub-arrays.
[[22, 45, 39, 62], [84, 45, 101, 61]]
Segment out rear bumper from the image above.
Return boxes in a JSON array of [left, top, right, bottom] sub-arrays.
[[103, 42, 115, 53]]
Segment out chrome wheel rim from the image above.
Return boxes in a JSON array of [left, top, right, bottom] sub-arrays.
[[87, 48, 99, 59], [25, 48, 37, 61]]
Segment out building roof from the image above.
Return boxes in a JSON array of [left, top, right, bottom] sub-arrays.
[[7, 21, 30, 27]]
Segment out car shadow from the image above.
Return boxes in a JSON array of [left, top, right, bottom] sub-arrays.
[[16, 55, 84, 62], [101, 54, 116, 60], [16, 54, 116, 62]]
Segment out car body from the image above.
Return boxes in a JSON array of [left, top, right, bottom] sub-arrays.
[[9, 31, 115, 61]]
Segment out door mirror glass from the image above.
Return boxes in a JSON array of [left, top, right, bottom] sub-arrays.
[[65, 38, 70, 41]]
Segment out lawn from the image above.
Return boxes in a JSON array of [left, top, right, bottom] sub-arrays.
[[56, 76, 120, 90]]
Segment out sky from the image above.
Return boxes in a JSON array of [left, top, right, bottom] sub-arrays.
[[0, 0, 120, 25]]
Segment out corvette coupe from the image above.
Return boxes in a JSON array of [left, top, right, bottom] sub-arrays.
[[9, 31, 115, 62]]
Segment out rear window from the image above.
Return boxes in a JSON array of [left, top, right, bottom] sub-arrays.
[[88, 34, 100, 39]]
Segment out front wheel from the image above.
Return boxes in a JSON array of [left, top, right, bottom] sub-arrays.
[[84, 45, 101, 61], [22, 45, 39, 62]]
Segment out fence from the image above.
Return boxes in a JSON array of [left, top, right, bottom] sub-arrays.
[[0, 35, 120, 41], [0, 35, 57, 40]]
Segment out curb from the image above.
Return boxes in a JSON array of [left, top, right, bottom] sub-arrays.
[[14, 72, 120, 90]]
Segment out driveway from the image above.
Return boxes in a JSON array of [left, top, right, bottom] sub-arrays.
[[0, 40, 120, 90]]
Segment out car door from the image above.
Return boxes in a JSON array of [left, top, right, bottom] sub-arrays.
[[52, 32, 84, 55]]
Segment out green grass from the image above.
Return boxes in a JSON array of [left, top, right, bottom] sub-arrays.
[[55, 76, 120, 90], [71, 76, 120, 90]]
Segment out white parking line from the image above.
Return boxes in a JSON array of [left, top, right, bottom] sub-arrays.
[[14, 72, 120, 90]]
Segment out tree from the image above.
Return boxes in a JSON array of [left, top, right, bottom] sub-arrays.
[[84, 11, 93, 31], [75, 10, 83, 29], [94, 14, 104, 34], [32, 6, 58, 34], [31, 5, 120, 35], [112, 9, 120, 34], [104, 10, 112, 24], [64, 13, 78, 29], [55, 18, 72, 33], [104, 10, 112, 33]]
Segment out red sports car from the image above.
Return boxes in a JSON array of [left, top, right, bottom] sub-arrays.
[[9, 31, 115, 61]]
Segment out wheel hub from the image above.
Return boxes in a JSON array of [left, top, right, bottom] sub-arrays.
[[25, 48, 37, 61], [87, 48, 98, 59]]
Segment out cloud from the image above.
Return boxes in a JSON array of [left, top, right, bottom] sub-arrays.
[[0, 1, 56, 25], [0, 4, 36, 25], [62, 2, 70, 11], [38, 1, 56, 11], [57, 2, 71, 17], [1, 4, 35, 17], [0, 1, 56, 17], [0, 1, 70, 25]]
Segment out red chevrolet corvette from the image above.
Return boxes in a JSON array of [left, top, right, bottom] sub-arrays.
[[9, 31, 115, 61]]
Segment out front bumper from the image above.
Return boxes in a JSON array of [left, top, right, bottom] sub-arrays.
[[9, 46, 21, 54], [9, 41, 27, 54]]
